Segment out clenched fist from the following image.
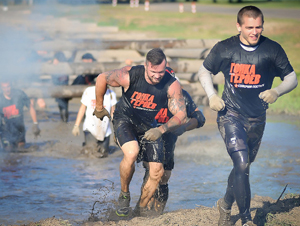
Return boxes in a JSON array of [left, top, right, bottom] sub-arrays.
[[209, 94, 225, 111]]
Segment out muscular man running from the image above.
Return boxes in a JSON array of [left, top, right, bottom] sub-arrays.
[[94, 48, 187, 217], [198, 5, 297, 226]]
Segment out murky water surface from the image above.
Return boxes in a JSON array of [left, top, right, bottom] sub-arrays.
[[0, 117, 299, 225]]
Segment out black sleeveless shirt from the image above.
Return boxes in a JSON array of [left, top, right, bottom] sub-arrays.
[[114, 65, 176, 129]]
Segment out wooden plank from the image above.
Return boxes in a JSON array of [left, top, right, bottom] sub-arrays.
[[32, 39, 219, 51], [23, 83, 207, 99], [37, 60, 204, 75]]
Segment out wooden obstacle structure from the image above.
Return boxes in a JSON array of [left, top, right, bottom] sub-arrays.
[[19, 17, 224, 106]]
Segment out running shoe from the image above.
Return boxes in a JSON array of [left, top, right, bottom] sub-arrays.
[[115, 192, 130, 217], [217, 198, 232, 226]]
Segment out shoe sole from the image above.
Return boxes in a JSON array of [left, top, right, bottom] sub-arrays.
[[115, 207, 129, 217]]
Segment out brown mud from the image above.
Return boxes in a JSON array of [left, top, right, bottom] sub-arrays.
[[16, 194, 300, 226]]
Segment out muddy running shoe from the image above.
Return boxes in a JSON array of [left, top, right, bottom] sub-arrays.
[[153, 199, 167, 215], [133, 204, 153, 217], [242, 221, 256, 226], [115, 191, 130, 217], [139, 206, 150, 217], [217, 198, 232, 226]]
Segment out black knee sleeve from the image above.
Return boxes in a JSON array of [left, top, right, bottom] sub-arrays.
[[155, 184, 169, 202]]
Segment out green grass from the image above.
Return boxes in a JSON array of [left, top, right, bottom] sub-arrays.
[[183, 0, 300, 9]]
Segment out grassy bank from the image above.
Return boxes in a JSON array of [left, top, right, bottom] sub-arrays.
[[81, 2, 300, 114]]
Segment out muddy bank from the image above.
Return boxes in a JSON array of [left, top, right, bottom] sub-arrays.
[[17, 194, 300, 226]]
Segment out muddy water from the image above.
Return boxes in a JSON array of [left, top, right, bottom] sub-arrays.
[[0, 115, 299, 225]]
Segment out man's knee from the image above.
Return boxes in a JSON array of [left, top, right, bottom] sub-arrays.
[[235, 161, 249, 175], [231, 151, 250, 174], [121, 141, 139, 164]]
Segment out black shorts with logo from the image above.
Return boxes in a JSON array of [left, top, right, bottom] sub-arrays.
[[162, 132, 178, 170], [113, 116, 164, 163]]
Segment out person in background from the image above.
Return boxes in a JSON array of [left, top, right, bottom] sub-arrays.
[[71, 53, 99, 86], [198, 5, 298, 226], [140, 83, 206, 216], [72, 85, 117, 158], [94, 48, 187, 217], [0, 80, 41, 150], [1, 0, 8, 11], [51, 51, 70, 122]]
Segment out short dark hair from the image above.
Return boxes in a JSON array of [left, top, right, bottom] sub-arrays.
[[81, 53, 96, 61], [146, 48, 166, 66], [237, 5, 264, 25]]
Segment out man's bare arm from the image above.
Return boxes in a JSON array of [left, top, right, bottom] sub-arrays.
[[95, 66, 130, 111], [159, 80, 187, 134]]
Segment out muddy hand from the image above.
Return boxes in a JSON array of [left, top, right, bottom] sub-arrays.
[[144, 128, 162, 141], [32, 123, 41, 138], [93, 108, 111, 120], [72, 125, 80, 136]]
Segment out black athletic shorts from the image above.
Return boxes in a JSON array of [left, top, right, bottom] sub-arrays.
[[113, 117, 164, 163], [217, 108, 266, 163], [162, 132, 178, 170]]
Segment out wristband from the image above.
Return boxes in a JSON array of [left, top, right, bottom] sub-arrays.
[[172, 115, 182, 125]]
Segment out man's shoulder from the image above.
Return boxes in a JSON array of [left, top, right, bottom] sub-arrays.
[[163, 70, 177, 85], [130, 65, 144, 72], [166, 67, 175, 77], [218, 35, 238, 46], [209, 35, 238, 53], [128, 65, 144, 82], [260, 36, 282, 48]]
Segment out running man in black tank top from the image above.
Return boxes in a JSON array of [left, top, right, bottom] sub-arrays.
[[94, 48, 187, 217], [198, 6, 297, 226]]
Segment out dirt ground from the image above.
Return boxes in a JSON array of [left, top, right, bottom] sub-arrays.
[[18, 194, 300, 226]]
